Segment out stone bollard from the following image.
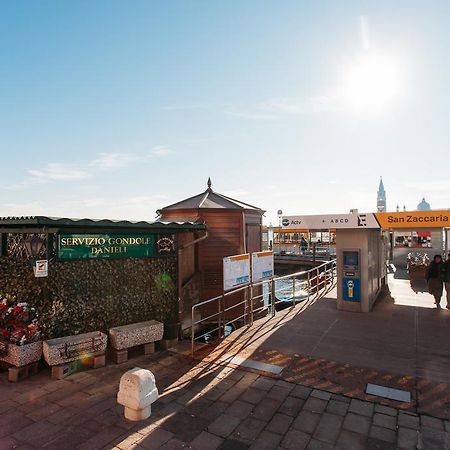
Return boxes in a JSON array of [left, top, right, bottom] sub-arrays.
[[117, 367, 159, 421]]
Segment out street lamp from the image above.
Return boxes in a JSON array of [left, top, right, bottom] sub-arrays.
[[277, 210, 283, 227], [24, 235, 45, 260]]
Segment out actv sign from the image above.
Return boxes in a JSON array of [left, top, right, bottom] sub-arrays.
[[281, 213, 380, 230]]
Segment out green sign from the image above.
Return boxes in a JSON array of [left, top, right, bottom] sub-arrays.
[[58, 234, 157, 260]]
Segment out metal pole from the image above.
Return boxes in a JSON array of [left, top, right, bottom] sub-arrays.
[[249, 284, 254, 326], [219, 294, 224, 339], [271, 280, 276, 317], [307, 271, 310, 301], [292, 277, 296, 307], [191, 306, 195, 357], [316, 268, 320, 294]]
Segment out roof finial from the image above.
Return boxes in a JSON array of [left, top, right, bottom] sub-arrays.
[[207, 177, 212, 190]]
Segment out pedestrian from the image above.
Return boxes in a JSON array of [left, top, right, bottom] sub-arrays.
[[443, 253, 450, 310], [425, 254, 444, 307]]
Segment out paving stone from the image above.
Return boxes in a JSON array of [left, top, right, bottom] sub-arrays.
[[266, 385, 292, 401], [343, 413, 371, 435], [11, 420, 62, 447], [249, 430, 282, 450], [365, 437, 396, 450], [421, 415, 444, 430], [190, 431, 223, 450], [398, 412, 419, 430], [326, 399, 349, 417], [336, 430, 367, 450], [313, 412, 343, 444], [220, 439, 249, 450], [278, 396, 304, 417], [397, 427, 418, 449], [421, 426, 447, 450], [220, 387, 246, 403], [280, 429, 311, 450], [138, 429, 174, 449], [374, 404, 397, 417], [265, 413, 293, 435], [306, 439, 334, 450], [311, 389, 332, 401], [0, 411, 34, 439], [208, 413, 241, 438], [445, 420, 450, 432], [251, 397, 283, 422], [373, 412, 397, 430], [349, 398, 374, 417], [303, 397, 328, 414], [225, 400, 254, 419], [241, 388, 267, 405], [159, 438, 190, 450], [291, 385, 312, 400], [160, 412, 211, 442], [369, 425, 396, 443], [250, 377, 276, 392], [76, 425, 128, 450], [292, 410, 321, 434], [331, 394, 351, 404], [232, 417, 267, 443]]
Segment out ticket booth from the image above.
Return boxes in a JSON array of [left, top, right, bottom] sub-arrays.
[[336, 228, 387, 313]]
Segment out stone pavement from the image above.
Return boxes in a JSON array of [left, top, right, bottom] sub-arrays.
[[1, 349, 450, 450]]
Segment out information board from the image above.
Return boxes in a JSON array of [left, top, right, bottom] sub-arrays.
[[223, 253, 250, 291], [251, 251, 274, 283]]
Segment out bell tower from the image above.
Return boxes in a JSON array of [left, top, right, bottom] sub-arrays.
[[377, 177, 386, 212]]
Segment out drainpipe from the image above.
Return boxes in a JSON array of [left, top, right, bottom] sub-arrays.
[[177, 230, 208, 327]]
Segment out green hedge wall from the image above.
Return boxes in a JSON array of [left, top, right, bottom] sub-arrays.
[[0, 256, 177, 339]]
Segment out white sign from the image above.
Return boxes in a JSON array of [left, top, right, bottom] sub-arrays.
[[252, 251, 274, 283], [223, 253, 250, 291], [281, 213, 380, 230], [34, 260, 48, 278]]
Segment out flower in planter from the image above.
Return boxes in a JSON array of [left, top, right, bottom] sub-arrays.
[[0, 295, 43, 346]]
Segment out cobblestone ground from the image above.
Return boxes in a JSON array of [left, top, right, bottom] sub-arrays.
[[1, 351, 449, 450]]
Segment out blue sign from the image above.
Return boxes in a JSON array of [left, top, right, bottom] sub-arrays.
[[343, 278, 360, 302]]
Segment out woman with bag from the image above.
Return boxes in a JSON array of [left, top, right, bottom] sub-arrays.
[[426, 254, 444, 307]]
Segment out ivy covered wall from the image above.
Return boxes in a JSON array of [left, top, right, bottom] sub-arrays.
[[0, 256, 178, 339]]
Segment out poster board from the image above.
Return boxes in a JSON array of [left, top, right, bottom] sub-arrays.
[[252, 251, 274, 283], [223, 253, 250, 291]]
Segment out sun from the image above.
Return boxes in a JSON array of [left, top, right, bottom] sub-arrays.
[[341, 53, 400, 112]]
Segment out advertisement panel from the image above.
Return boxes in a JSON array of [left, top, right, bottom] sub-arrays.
[[281, 213, 380, 230], [223, 253, 250, 291], [251, 251, 274, 283]]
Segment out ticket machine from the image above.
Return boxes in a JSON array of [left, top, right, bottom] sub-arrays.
[[342, 250, 361, 302]]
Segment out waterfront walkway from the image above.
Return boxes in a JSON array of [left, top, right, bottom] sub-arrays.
[[1, 270, 450, 449]]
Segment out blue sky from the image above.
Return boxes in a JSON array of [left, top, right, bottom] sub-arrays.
[[1, 0, 449, 225]]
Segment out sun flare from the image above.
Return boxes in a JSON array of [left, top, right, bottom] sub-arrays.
[[342, 53, 401, 111]]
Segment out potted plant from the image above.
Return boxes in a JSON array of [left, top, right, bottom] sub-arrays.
[[0, 294, 44, 367]]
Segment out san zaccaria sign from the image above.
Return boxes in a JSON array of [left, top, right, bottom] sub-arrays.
[[58, 234, 176, 260]]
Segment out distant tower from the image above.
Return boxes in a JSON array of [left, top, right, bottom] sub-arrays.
[[377, 177, 386, 212], [417, 197, 431, 211]]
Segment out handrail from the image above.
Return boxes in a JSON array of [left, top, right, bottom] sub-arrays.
[[190, 259, 336, 355]]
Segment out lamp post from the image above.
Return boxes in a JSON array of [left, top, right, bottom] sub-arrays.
[[24, 235, 45, 261]]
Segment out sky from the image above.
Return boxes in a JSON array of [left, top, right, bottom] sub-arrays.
[[1, 0, 449, 226]]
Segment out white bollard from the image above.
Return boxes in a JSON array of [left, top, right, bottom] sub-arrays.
[[117, 367, 159, 421]]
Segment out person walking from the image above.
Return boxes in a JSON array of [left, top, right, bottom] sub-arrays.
[[426, 254, 444, 307], [443, 253, 450, 309]]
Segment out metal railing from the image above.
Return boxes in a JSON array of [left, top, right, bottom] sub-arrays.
[[189, 259, 336, 355]]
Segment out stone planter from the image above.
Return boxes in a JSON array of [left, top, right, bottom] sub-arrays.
[[0, 340, 43, 367], [43, 331, 107, 366], [109, 320, 163, 350]]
